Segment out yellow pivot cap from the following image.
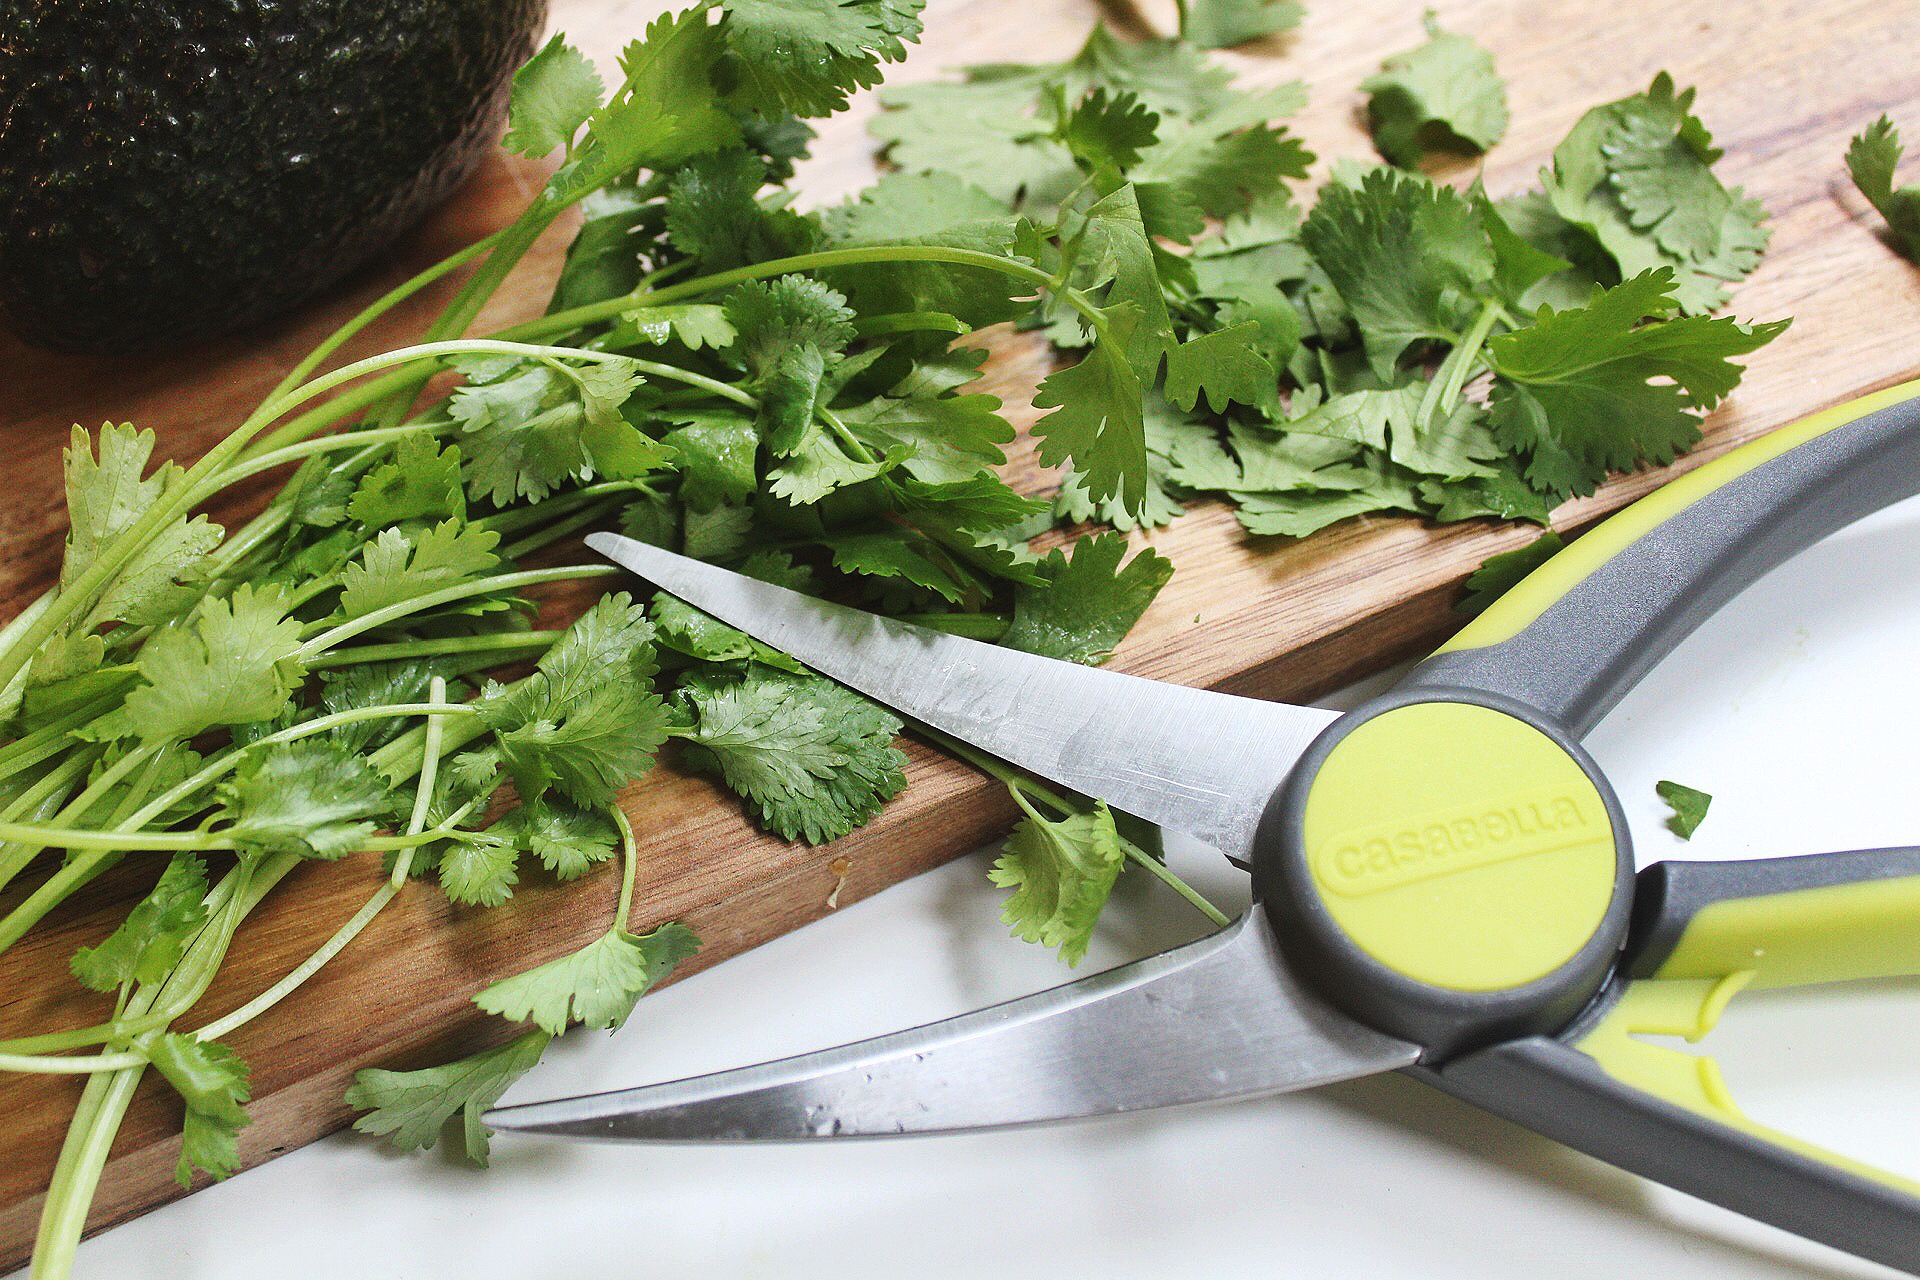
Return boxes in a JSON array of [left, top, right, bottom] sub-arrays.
[[1301, 702, 1619, 992], [1267, 694, 1628, 1059]]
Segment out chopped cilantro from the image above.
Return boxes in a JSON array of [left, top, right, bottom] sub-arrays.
[[1846, 116, 1920, 261], [1657, 779, 1713, 840], [1362, 18, 1507, 167]]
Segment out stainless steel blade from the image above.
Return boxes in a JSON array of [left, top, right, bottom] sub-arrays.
[[485, 910, 1418, 1141], [586, 533, 1339, 862]]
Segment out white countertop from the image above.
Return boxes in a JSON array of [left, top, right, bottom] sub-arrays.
[[37, 493, 1920, 1280]]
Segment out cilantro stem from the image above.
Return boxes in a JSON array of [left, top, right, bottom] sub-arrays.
[[0, 818, 465, 855], [623, 357, 756, 407], [30, 852, 292, 1277], [359, 216, 560, 433], [30, 1064, 142, 1278], [0, 754, 98, 895], [268, 231, 505, 404], [190, 681, 453, 1044], [0, 702, 477, 955], [888, 612, 1011, 641], [295, 564, 619, 657], [611, 806, 639, 934], [0, 695, 122, 784], [0, 1049, 145, 1074], [852, 310, 971, 338], [1417, 297, 1503, 430], [242, 366, 426, 459], [217, 420, 450, 490], [471, 478, 654, 537], [306, 631, 563, 670], [497, 498, 625, 562], [515, 244, 1107, 345]]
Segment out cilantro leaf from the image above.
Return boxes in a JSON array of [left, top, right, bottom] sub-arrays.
[[338, 520, 502, 620], [436, 831, 522, 907], [58, 422, 181, 594], [989, 801, 1126, 967], [347, 1027, 552, 1165], [619, 303, 739, 352], [218, 740, 396, 860], [1075, 185, 1177, 377], [1657, 779, 1713, 840], [1233, 488, 1413, 537], [473, 921, 699, 1035], [1422, 467, 1555, 526], [483, 595, 669, 807], [718, 0, 925, 119], [70, 853, 209, 991], [549, 187, 655, 312], [452, 358, 671, 506], [496, 796, 620, 880], [149, 1033, 251, 1186], [1362, 20, 1508, 167], [125, 585, 307, 743], [724, 275, 857, 455], [817, 173, 1027, 329], [1059, 89, 1160, 177], [871, 75, 1077, 209], [896, 473, 1048, 534], [88, 513, 223, 630], [1031, 310, 1149, 512], [661, 409, 759, 511], [1301, 168, 1495, 377], [663, 149, 815, 273], [651, 592, 806, 671], [1458, 530, 1564, 615], [544, 7, 739, 203], [674, 669, 907, 843], [57, 422, 223, 630], [1488, 270, 1787, 497], [1133, 116, 1312, 228], [1179, 0, 1303, 48], [838, 378, 1015, 486], [1541, 74, 1768, 314], [1163, 322, 1278, 415], [347, 435, 466, 528], [1003, 534, 1172, 665], [319, 659, 456, 755], [820, 527, 968, 604], [502, 34, 604, 157], [766, 434, 900, 505], [1846, 116, 1920, 262]]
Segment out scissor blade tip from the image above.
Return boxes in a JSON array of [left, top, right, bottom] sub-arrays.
[[582, 530, 630, 558], [480, 1099, 577, 1135]]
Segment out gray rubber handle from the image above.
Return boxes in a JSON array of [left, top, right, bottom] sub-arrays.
[[1405, 386, 1920, 738], [1417, 847, 1920, 1273], [1421, 1039, 1920, 1273]]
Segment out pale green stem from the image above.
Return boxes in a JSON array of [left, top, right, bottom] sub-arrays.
[[295, 564, 618, 657], [305, 631, 562, 669], [266, 231, 504, 404], [29, 1066, 142, 1278], [611, 807, 639, 934], [192, 680, 451, 1043]]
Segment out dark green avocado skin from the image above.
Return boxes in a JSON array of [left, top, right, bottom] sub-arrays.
[[0, 0, 547, 352]]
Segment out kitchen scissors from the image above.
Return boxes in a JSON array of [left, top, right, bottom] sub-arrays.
[[491, 381, 1920, 1272]]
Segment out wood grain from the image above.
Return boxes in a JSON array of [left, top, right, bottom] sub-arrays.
[[4, 0, 1919, 1265]]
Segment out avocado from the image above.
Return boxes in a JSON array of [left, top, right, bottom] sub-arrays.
[[0, 0, 547, 352]]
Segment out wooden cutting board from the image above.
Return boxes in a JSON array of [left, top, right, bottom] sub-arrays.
[[2, 0, 1917, 1264]]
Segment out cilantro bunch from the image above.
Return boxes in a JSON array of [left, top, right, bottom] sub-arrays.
[[0, 5, 1220, 1273]]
